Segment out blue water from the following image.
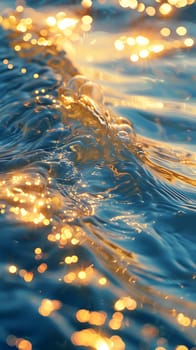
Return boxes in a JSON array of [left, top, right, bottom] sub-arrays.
[[0, 1, 195, 350]]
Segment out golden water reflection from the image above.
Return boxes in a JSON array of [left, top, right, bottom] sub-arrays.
[[0, 173, 62, 225], [0, 0, 194, 67], [72, 328, 125, 350], [0, 2, 196, 350]]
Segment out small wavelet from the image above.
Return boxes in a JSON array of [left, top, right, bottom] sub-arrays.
[[0, 2, 195, 350]]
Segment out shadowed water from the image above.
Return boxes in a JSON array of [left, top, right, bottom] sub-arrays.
[[0, 1, 195, 350]]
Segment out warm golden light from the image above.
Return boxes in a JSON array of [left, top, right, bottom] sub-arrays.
[[146, 6, 156, 16], [114, 296, 137, 311], [37, 263, 48, 273], [33, 73, 39, 79], [139, 49, 150, 58], [64, 255, 79, 264], [95, 339, 110, 350], [130, 0, 138, 9], [112, 26, 194, 63], [136, 35, 149, 45], [184, 37, 194, 47], [160, 27, 171, 37], [127, 36, 135, 46], [16, 23, 27, 33], [81, 0, 93, 8], [82, 15, 93, 25], [8, 63, 14, 69], [76, 309, 90, 323], [177, 313, 191, 327], [124, 297, 137, 310], [78, 271, 87, 280], [8, 265, 17, 274], [61, 225, 73, 239], [71, 329, 114, 350], [0, 173, 63, 226], [23, 33, 32, 42], [38, 299, 62, 317], [98, 277, 107, 285], [110, 336, 125, 350], [23, 272, 34, 283], [34, 247, 42, 255], [137, 2, 145, 11], [151, 44, 164, 53], [114, 299, 125, 311], [17, 339, 32, 350], [14, 44, 21, 51], [176, 0, 188, 7], [0, 6, 195, 350], [64, 272, 76, 283], [46, 16, 56, 27], [109, 312, 124, 330], [114, 39, 125, 51], [8, 336, 32, 350], [16, 5, 24, 13], [176, 26, 187, 36], [71, 238, 80, 245], [159, 3, 173, 15], [0, 2, 192, 69], [89, 311, 107, 326], [58, 18, 78, 31], [119, 0, 138, 8], [130, 53, 139, 62]]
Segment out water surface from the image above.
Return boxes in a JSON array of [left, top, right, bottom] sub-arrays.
[[0, 1, 196, 350]]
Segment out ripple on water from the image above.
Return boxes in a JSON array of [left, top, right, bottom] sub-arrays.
[[0, 3, 196, 350]]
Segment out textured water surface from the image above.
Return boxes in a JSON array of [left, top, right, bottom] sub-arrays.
[[0, 1, 196, 350]]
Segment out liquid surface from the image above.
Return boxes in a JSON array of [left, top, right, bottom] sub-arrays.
[[0, 1, 196, 350]]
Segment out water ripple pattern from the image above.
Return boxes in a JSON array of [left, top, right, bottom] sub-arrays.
[[0, 1, 195, 350]]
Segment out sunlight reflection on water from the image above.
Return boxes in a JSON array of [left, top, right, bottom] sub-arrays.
[[0, 1, 196, 350]]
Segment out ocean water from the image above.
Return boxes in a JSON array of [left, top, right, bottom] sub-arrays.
[[0, 1, 195, 350]]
